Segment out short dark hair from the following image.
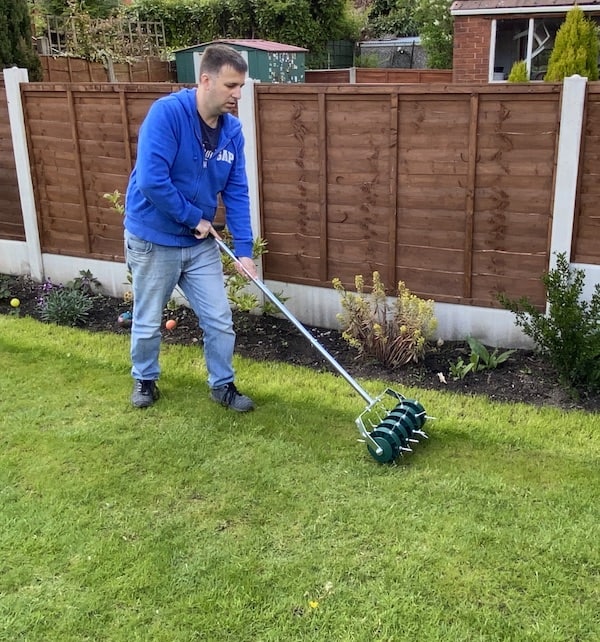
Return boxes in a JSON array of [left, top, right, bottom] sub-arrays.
[[200, 44, 248, 76]]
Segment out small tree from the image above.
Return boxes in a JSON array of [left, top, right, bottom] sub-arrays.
[[544, 7, 599, 81], [508, 60, 528, 82], [0, 0, 42, 80]]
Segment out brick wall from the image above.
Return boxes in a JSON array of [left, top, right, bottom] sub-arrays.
[[453, 16, 492, 83]]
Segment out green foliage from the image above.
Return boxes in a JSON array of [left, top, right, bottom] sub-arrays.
[[103, 190, 124, 216], [221, 234, 288, 314], [38, 0, 120, 19], [414, 0, 453, 69], [467, 336, 515, 372], [449, 337, 516, 380], [448, 355, 475, 380], [367, 0, 418, 38], [499, 252, 600, 395], [37, 279, 95, 326], [0, 275, 11, 300], [0, 0, 42, 80], [333, 272, 437, 368], [128, 0, 359, 64], [69, 269, 102, 296], [544, 7, 599, 82], [508, 59, 528, 82], [354, 52, 379, 68]]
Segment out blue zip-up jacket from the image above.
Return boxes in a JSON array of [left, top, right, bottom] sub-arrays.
[[124, 88, 253, 258]]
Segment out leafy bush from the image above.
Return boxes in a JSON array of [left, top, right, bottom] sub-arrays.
[[414, 0, 454, 69], [508, 60, 528, 82], [499, 253, 600, 395], [333, 272, 437, 368]]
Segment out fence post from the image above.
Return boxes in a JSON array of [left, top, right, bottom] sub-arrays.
[[549, 74, 587, 271], [4, 66, 44, 282], [238, 78, 262, 246]]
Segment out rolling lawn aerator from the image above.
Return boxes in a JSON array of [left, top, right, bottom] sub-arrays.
[[214, 236, 431, 464]]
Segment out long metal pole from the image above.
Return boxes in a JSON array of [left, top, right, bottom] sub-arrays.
[[214, 237, 375, 405]]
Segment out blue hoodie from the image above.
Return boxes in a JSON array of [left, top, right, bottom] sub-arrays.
[[124, 88, 253, 258]]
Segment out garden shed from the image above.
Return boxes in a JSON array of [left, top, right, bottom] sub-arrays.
[[174, 39, 308, 84]]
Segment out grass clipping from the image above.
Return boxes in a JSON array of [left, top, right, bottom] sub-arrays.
[[333, 272, 437, 368]]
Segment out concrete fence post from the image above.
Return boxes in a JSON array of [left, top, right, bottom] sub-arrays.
[[549, 74, 587, 271], [4, 66, 44, 282], [238, 78, 262, 255]]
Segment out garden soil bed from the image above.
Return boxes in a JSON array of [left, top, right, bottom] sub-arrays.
[[2, 274, 598, 413]]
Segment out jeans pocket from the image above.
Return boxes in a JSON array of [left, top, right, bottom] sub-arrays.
[[126, 231, 153, 255]]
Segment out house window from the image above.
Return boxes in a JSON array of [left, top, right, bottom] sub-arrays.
[[490, 17, 563, 81]]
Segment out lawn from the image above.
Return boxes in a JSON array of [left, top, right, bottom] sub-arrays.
[[1, 316, 599, 641]]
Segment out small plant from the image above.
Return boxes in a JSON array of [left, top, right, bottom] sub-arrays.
[[103, 190, 125, 216], [333, 272, 437, 368], [449, 356, 475, 380], [221, 235, 286, 314], [467, 336, 516, 371], [448, 338, 515, 381], [69, 270, 102, 296], [37, 278, 95, 327], [498, 252, 600, 395], [508, 60, 528, 82]]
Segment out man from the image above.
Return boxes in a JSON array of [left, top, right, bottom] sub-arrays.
[[124, 44, 257, 411]]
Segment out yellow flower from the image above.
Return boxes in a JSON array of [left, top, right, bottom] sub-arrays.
[[309, 600, 319, 609]]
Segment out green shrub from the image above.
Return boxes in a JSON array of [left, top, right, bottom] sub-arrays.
[[38, 285, 94, 326], [544, 7, 599, 82], [498, 252, 600, 395], [508, 60, 528, 82], [333, 272, 437, 368]]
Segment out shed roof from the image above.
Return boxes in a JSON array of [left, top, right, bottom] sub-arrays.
[[175, 39, 308, 54], [451, 0, 600, 13]]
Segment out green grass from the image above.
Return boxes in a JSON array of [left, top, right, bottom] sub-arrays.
[[1, 316, 599, 641]]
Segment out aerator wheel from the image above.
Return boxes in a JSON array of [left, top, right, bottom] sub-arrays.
[[367, 428, 400, 463], [386, 408, 418, 436], [397, 399, 427, 429], [379, 416, 411, 447]]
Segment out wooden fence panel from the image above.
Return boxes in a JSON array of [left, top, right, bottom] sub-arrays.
[[0, 75, 26, 241], [6, 80, 597, 312], [574, 84, 600, 264], [256, 83, 562, 308], [21, 83, 180, 260], [304, 69, 453, 84], [40, 56, 176, 83]]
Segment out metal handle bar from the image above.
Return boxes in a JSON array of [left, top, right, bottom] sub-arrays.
[[213, 236, 376, 406]]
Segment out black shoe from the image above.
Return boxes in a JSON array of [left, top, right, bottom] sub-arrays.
[[210, 382, 254, 412], [131, 379, 160, 408]]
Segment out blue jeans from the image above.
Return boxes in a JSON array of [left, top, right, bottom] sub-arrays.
[[125, 230, 235, 388]]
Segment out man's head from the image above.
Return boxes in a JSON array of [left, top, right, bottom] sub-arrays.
[[197, 44, 247, 122], [199, 44, 248, 77]]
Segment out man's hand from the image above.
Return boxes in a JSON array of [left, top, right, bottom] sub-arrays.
[[235, 256, 258, 280], [193, 220, 221, 240]]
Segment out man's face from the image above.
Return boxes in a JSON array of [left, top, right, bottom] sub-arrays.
[[201, 65, 246, 117]]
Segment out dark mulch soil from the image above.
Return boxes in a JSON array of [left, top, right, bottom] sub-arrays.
[[2, 274, 598, 413]]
